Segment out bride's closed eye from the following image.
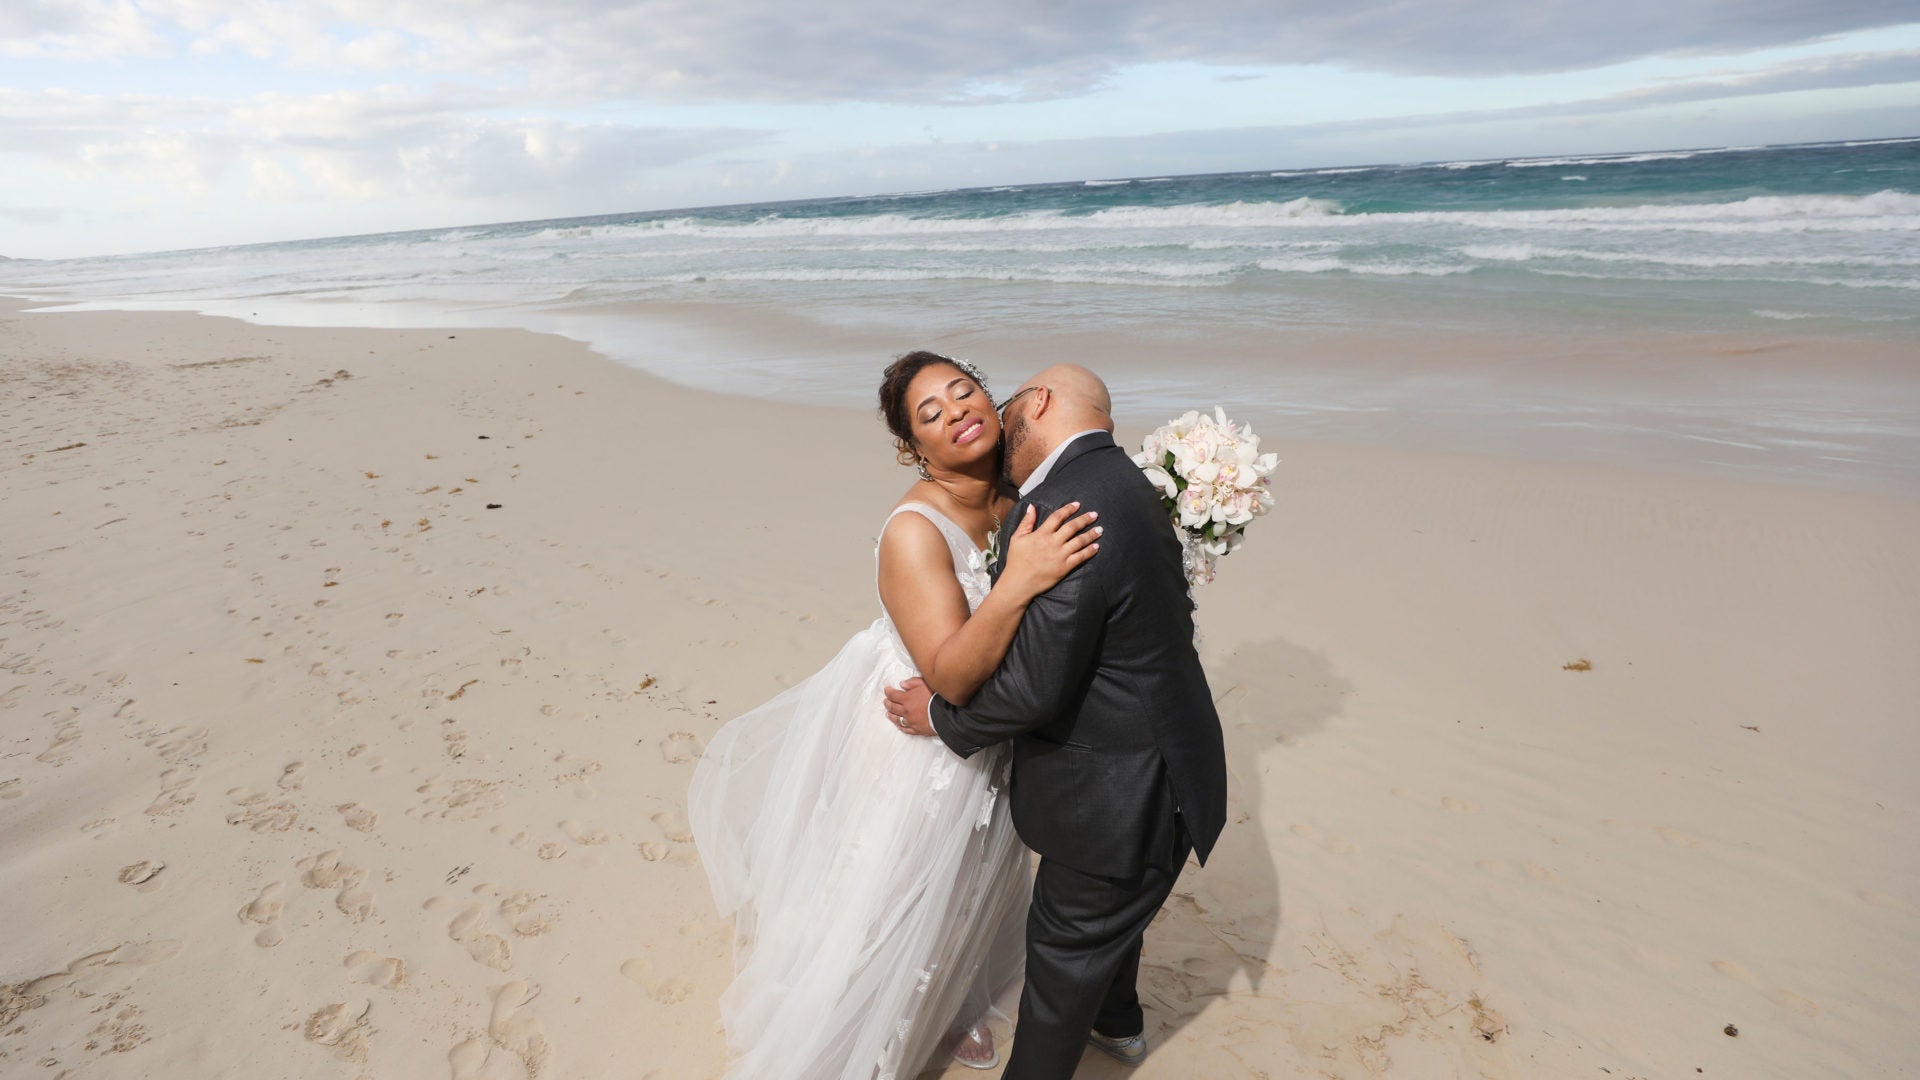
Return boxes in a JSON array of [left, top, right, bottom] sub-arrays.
[[920, 387, 974, 424]]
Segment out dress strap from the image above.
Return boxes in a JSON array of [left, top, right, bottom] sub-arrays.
[[882, 502, 982, 558], [874, 502, 993, 615]]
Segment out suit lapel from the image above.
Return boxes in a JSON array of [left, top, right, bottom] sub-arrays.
[[1029, 431, 1117, 496]]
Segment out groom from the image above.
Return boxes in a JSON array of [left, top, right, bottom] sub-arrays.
[[885, 364, 1227, 1078]]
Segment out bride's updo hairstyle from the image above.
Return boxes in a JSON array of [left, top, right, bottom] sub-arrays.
[[878, 351, 987, 466]]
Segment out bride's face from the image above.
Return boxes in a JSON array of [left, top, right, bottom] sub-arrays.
[[905, 364, 1000, 474]]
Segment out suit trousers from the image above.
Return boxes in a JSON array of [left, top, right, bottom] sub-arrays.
[[1002, 829, 1193, 1079]]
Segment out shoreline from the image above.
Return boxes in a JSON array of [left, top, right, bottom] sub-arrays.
[[10, 293, 1918, 498], [3, 301, 1916, 1077]]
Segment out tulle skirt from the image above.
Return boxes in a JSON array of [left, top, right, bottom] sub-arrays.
[[687, 618, 1030, 1080]]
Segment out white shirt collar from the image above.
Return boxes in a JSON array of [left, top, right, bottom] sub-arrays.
[[1019, 429, 1107, 497]]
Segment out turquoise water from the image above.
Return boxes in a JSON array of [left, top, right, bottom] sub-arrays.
[[4, 137, 1917, 491]]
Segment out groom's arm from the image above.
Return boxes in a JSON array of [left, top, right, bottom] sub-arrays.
[[923, 544, 1106, 758]]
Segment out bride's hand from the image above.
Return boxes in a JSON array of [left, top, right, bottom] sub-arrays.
[[997, 501, 1100, 602]]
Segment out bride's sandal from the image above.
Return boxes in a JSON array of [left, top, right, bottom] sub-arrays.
[[947, 1024, 999, 1071]]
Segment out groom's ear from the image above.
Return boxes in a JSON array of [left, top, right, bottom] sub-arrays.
[[1030, 385, 1053, 419]]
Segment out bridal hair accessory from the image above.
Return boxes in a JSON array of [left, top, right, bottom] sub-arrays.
[[949, 356, 989, 393], [1133, 407, 1279, 588]]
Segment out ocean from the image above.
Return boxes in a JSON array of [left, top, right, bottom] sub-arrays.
[[5, 137, 1917, 492]]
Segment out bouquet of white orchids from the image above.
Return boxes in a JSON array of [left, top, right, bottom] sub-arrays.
[[1133, 407, 1279, 588]]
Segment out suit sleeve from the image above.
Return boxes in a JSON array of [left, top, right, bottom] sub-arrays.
[[929, 523, 1106, 758]]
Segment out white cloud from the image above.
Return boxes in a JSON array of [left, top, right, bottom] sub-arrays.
[[230, 85, 506, 141], [0, 82, 765, 205], [0, 0, 167, 59], [8, 0, 1916, 101], [78, 131, 236, 195], [248, 155, 298, 200], [388, 118, 767, 199]]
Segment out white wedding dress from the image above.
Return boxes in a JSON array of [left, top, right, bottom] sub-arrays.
[[687, 503, 1031, 1079]]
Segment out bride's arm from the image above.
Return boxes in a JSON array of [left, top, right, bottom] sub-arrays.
[[878, 504, 1099, 706]]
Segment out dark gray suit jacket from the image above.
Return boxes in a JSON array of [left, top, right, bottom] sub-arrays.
[[929, 431, 1227, 878]]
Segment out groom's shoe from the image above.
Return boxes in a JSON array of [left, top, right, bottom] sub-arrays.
[[1087, 1030, 1148, 1066]]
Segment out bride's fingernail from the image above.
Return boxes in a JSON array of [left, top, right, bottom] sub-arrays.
[[1092, 526, 1104, 536]]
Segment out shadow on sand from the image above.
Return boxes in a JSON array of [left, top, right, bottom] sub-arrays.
[[1077, 634, 1354, 1077]]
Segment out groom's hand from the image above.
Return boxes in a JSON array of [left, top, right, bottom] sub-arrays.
[[884, 678, 936, 737]]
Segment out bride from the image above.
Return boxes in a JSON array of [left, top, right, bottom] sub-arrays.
[[687, 351, 1100, 1078]]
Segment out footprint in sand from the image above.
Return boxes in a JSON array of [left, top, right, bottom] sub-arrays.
[[449, 980, 551, 1080], [298, 848, 367, 889], [659, 731, 704, 764], [302, 1001, 371, 1063], [0, 778, 21, 800], [552, 753, 601, 799], [146, 768, 199, 816], [337, 802, 378, 833], [226, 787, 299, 832], [118, 860, 165, 891], [36, 711, 83, 765], [619, 957, 694, 1005], [537, 842, 567, 861], [238, 882, 289, 947], [447, 903, 513, 971], [1142, 959, 1209, 1006], [15, 940, 185, 1007], [637, 842, 670, 862], [499, 892, 557, 937], [143, 725, 208, 765], [559, 819, 609, 846], [345, 950, 407, 989], [650, 810, 693, 845], [277, 761, 306, 790], [490, 824, 533, 850], [3, 653, 43, 676], [414, 776, 502, 821], [336, 887, 375, 922], [297, 849, 375, 923]]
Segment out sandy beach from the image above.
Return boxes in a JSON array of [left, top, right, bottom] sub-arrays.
[[3, 297, 1917, 1078]]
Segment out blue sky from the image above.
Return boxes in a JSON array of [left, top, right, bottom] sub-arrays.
[[3, 1, 1917, 258]]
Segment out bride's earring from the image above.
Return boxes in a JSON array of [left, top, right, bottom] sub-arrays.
[[916, 457, 933, 481]]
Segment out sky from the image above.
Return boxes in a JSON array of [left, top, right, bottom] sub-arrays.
[[3, 0, 1919, 259]]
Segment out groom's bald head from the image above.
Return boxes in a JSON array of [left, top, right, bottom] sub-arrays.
[[1001, 364, 1114, 488]]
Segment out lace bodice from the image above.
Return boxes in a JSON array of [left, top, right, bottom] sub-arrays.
[[878, 502, 992, 614]]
